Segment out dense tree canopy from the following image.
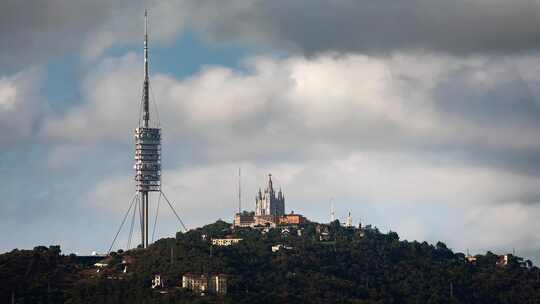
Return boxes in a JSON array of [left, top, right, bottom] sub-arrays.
[[1, 221, 539, 303]]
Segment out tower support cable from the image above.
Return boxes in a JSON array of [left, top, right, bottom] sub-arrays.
[[127, 195, 139, 249], [108, 193, 138, 254], [160, 190, 187, 231], [151, 192, 162, 242], [139, 194, 145, 248]]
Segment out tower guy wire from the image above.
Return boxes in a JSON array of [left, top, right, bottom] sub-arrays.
[[151, 192, 162, 243], [127, 194, 139, 249], [160, 190, 187, 232], [109, 193, 138, 254]]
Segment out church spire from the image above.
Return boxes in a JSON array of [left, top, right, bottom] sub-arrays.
[[268, 173, 273, 193]]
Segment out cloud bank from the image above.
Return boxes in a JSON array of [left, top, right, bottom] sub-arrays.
[[3, 0, 540, 70], [44, 52, 540, 176], [187, 0, 540, 55]]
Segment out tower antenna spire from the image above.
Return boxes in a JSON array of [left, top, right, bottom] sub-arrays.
[[142, 9, 150, 127]]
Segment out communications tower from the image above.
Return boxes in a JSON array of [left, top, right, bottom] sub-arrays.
[[109, 11, 185, 252], [134, 9, 160, 248]]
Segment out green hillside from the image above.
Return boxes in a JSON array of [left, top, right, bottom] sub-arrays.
[[1, 220, 539, 303]]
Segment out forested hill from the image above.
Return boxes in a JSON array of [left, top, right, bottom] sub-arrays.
[[1, 220, 540, 303]]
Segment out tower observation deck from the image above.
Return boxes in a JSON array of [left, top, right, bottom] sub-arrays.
[[134, 127, 161, 192]]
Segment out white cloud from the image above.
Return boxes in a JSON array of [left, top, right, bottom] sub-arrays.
[[43, 53, 141, 142], [0, 68, 42, 142], [87, 175, 134, 213], [44, 52, 540, 156], [0, 81, 17, 111]]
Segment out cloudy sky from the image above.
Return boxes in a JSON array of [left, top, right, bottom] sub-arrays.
[[3, 0, 540, 262]]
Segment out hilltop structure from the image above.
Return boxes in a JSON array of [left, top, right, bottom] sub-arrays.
[[211, 238, 243, 247], [234, 174, 306, 227], [345, 212, 353, 227], [255, 174, 285, 216], [182, 273, 228, 295]]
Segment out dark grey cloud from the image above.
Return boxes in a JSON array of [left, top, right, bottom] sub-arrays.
[[0, 0, 183, 70], [0, 0, 111, 70], [433, 57, 540, 127], [188, 0, 540, 55], [3, 0, 540, 71]]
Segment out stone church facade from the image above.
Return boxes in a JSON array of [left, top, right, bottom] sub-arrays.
[[234, 173, 307, 228], [255, 174, 285, 216]]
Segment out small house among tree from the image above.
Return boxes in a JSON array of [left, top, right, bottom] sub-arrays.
[[182, 273, 227, 295], [151, 274, 165, 289]]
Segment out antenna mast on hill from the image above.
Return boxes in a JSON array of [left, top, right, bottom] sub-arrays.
[[108, 10, 187, 253], [238, 167, 242, 213], [330, 199, 335, 222]]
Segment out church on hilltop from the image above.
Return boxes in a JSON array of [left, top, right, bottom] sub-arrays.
[[234, 174, 306, 228], [255, 174, 285, 216]]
